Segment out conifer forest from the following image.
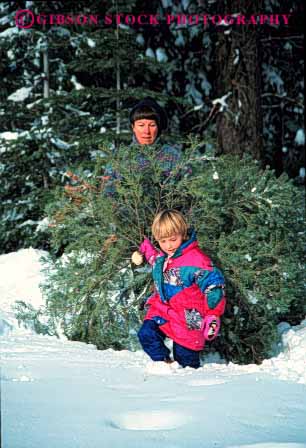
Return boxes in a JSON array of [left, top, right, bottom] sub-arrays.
[[0, 0, 305, 364]]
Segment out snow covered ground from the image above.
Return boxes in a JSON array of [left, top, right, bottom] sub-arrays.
[[1, 249, 306, 448]]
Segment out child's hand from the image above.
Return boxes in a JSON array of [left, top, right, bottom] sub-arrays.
[[139, 238, 158, 265], [139, 238, 154, 255], [131, 250, 143, 265], [202, 315, 220, 341]]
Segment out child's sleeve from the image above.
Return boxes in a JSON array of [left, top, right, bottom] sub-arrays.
[[139, 238, 160, 266], [194, 266, 226, 316]]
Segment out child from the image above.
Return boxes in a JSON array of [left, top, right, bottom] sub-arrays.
[[132, 209, 226, 369]]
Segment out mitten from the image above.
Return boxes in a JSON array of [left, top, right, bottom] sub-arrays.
[[139, 238, 158, 264], [131, 251, 143, 265], [202, 315, 220, 341]]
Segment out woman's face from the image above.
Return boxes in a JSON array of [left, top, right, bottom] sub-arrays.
[[132, 119, 158, 145]]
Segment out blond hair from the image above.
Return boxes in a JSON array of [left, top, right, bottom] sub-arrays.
[[152, 209, 188, 241]]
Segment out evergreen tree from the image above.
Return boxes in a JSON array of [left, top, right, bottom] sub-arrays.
[[185, 154, 305, 362], [38, 141, 194, 350], [16, 140, 305, 364], [0, 0, 170, 253]]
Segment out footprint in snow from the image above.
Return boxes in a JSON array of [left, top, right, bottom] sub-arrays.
[[108, 410, 190, 431], [12, 375, 34, 382]]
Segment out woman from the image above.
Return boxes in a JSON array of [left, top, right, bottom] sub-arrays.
[[130, 97, 168, 145], [129, 97, 182, 176]]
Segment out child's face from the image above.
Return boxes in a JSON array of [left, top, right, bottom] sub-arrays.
[[157, 234, 183, 256]]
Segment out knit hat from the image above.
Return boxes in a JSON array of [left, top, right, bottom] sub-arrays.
[[129, 97, 168, 134]]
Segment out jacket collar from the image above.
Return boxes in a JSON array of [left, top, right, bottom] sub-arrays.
[[172, 228, 197, 258], [158, 228, 197, 259]]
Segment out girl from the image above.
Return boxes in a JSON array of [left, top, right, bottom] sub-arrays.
[[132, 209, 226, 369]]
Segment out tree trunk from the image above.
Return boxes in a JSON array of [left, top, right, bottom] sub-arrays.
[[115, 1, 121, 149], [214, 1, 262, 159], [42, 24, 49, 99]]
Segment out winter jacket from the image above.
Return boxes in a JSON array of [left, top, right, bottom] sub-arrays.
[[141, 230, 226, 351], [135, 141, 182, 177], [103, 139, 184, 195]]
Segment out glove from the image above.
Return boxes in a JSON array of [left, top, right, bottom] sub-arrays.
[[202, 315, 220, 341], [139, 238, 154, 255], [131, 251, 143, 265], [139, 238, 157, 264]]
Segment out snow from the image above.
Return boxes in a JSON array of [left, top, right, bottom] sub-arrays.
[[0, 15, 10, 26], [0, 27, 19, 38], [181, 0, 190, 10], [35, 217, 51, 233], [212, 92, 232, 111], [87, 37, 96, 48], [200, 72, 212, 96], [8, 86, 33, 102], [1, 249, 306, 448], [234, 48, 240, 65], [247, 291, 258, 305], [70, 75, 84, 90], [294, 129, 305, 146], [262, 64, 284, 95], [194, 104, 204, 111], [26, 98, 43, 109], [156, 47, 168, 62], [186, 83, 203, 104], [230, 445, 305, 448], [0, 131, 19, 140], [50, 137, 71, 150], [136, 33, 145, 46], [175, 31, 185, 47], [145, 47, 155, 59], [0, 249, 46, 333], [64, 104, 90, 116], [7, 49, 14, 60], [299, 167, 305, 179], [161, 0, 172, 8], [41, 115, 49, 125]]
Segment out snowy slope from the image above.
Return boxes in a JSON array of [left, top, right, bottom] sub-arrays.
[[1, 249, 306, 448]]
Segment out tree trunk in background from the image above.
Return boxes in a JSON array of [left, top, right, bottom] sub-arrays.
[[42, 23, 49, 99], [215, 0, 262, 159]]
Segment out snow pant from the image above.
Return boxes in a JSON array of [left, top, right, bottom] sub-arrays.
[[138, 320, 200, 369]]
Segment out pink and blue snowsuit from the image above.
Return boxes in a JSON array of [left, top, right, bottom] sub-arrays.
[[138, 229, 226, 368]]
